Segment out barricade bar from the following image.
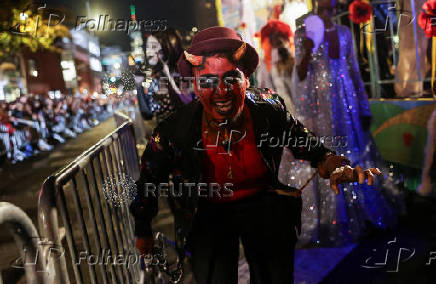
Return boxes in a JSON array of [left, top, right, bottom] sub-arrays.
[[0, 202, 48, 284], [38, 113, 142, 283]]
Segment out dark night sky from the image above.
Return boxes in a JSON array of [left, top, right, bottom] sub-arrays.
[[44, 0, 196, 51]]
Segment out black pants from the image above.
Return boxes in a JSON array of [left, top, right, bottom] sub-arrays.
[[187, 192, 301, 284]]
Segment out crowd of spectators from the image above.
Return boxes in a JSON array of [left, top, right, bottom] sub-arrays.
[[0, 93, 132, 166]]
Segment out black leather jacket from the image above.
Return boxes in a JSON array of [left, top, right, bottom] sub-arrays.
[[130, 88, 331, 238]]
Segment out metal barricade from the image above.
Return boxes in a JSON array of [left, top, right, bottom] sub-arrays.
[[0, 202, 47, 284], [114, 106, 149, 146], [38, 116, 142, 284], [113, 111, 131, 128]]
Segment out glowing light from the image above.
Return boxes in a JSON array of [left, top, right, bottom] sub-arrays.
[[128, 55, 135, 66], [142, 81, 151, 88], [281, 1, 308, 32], [130, 5, 136, 21], [90, 57, 102, 72], [20, 12, 28, 21]]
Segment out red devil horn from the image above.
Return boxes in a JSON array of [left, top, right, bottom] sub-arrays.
[[184, 51, 203, 66], [233, 42, 246, 61]]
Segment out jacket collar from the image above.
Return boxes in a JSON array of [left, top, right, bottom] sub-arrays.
[[187, 98, 273, 172]]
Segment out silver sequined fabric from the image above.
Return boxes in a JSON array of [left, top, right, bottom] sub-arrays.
[[278, 25, 402, 247]]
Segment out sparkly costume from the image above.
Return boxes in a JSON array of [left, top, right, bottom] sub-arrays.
[[145, 72, 183, 122], [138, 31, 192, 122], [279, 25, 401, 246]]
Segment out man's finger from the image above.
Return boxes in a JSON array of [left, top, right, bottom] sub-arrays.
[[329, 172, 341, 194], [342, 165, 354, 180], [366, 170, 375, 186], [370, 168, 382, 176], [330, 182, 339, 194], [355, 166, 365, 184], [341, 157, 351, 166]]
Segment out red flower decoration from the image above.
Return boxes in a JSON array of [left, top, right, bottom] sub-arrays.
[[259, 20, 293, 43], [402, 133, 414, 147], [418, 0, 436, 37], [149, 133, 163, 151], [349, 0, 373, 24]]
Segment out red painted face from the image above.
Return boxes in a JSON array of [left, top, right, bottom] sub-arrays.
[[193, 55, 248, 122]]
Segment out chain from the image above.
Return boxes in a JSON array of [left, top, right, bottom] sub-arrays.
[[144, 232, 184, 283]]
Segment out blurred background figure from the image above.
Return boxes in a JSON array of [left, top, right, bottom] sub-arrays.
[[0, 92, 129, 166], [395, 0, 429, 97], [256, 19, 295, 114], [137, 28, 193, 123]]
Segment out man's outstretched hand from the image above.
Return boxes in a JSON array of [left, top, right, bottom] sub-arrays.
[[329, 165, 381, 194], [318, 154, 382, 194], [136, 236, 154, 256]]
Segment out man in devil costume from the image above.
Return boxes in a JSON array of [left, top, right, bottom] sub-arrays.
[[130, 26, 381, 283]]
